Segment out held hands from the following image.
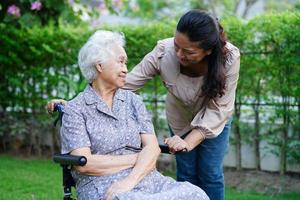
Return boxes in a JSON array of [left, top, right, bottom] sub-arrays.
[[104, 177, 137, 200], [164, 135, 190, 154]]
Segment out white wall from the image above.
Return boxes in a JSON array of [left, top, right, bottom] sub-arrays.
[[224, 141, 300, 173]]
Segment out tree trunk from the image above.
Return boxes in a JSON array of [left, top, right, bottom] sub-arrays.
[[254, 104, 261, 170], [153, 78, 158, 132], [280, 97, 288, 175], [242, 0, 259, 18], [298, 98, 300, 139], [234, 100, 242, 170], [253, 79, 261, 171], [234, 0, 242, 14], [207, 0, 217, 16]]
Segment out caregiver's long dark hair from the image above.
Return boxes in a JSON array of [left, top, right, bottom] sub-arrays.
[[177, 10, 230, 101]]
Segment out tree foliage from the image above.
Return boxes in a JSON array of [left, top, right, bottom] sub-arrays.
[[0, 0, 82, 28]]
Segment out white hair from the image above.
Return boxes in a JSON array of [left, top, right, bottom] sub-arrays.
[[78, 30, 125, 83]]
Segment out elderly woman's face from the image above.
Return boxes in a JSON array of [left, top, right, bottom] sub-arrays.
[[100, 45, 128, 88]]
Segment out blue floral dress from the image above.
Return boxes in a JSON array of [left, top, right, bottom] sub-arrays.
[[60, 85, 209, 200]]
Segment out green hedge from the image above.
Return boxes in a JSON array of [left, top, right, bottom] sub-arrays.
[[0, 22, 175, 112], [222, 12, 300, 172], [1, 12, 298, 113], [0, 12, 299, 169]]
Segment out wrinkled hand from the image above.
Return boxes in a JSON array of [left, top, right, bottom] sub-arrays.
[[104, 177, 136, 200], [46, 99, 66, 113], [164, 135, 189, 154]]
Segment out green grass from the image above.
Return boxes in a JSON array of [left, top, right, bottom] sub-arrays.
[[163, 171, 300, 200], [0, 155, 299, 200], [0, 155, 62, 200], [225, 187, 300, 200]]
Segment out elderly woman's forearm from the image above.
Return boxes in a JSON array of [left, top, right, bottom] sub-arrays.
[[74, 153, 138, 176], [126, 143, 160, 184]]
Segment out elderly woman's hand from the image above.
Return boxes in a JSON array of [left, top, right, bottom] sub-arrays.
[[104, 177, 137, 200], [164, 135, 190, 154], [46, 99, 67, 113]]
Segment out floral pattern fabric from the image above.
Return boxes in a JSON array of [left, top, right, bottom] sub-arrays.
[[60, 85, 209, 200]]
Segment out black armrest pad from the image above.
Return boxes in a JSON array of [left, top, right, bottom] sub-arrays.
[[53, 154, 87, 166]]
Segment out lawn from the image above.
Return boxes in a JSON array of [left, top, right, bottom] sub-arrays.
[[0, 155, 299, 200], [0, 155, 62, 199]]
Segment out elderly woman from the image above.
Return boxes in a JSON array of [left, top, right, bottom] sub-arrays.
[[61, 30, 209, 200]]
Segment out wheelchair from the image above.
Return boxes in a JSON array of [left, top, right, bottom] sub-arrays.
[[52, 104, 174, 200]]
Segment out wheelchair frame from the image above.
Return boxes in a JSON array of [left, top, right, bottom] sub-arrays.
[[52, 104, 175, 200]]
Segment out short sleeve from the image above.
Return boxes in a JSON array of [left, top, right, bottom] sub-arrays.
[[60, 103, 91, 154], [130, 93, 155, 135]]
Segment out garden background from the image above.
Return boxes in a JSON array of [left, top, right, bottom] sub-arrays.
[[0, 0, 299, 199]]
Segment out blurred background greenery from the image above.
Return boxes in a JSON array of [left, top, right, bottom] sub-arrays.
[[0, 0, 300, 199]]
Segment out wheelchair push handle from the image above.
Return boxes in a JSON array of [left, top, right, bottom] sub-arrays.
[[54, 103, 65, 114], [159, 144, 187, 154], [159, 144, 170, 154], [53, 154, 87, 166], [53, 103, 65, 126]]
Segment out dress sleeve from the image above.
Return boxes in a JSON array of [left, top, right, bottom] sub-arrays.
[[191, 51, 240, 138], [131, 93, 155, 135], [123, 40, 165, 91], [60, 103, 91, 154]]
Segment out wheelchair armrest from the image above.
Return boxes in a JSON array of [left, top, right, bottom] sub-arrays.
[[53, 154, 87, 166]]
